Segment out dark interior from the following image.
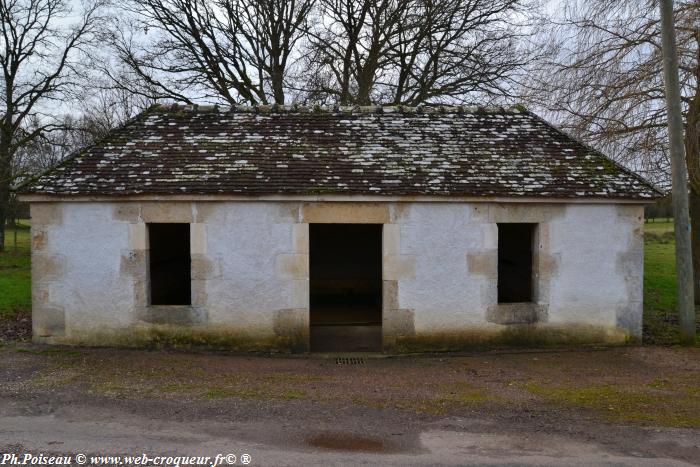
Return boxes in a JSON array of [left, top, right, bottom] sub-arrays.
[[309, 223, 382, 351], [497, 223, 535, 303], [149, 223, 191, 305]]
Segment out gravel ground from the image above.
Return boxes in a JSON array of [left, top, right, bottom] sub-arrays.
[[0, 311, 31, 342], [0, 344, 699, 466]]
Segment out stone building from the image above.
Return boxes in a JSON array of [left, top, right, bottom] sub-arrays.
[[18, 105, 659, 352]]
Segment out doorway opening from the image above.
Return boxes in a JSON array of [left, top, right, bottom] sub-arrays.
[[309, 223, 382, 352], [497, 223, 535, 303], [148, 223, 191, 305]]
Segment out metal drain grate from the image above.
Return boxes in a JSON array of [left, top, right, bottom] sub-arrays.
[[336, 357, 366, 365]]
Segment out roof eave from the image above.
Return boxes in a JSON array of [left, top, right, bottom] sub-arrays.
[[17, 192, 659, 204]]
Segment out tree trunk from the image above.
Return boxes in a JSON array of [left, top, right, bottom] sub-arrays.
[[0, 140, 10, 254], [684, 31, 700, 306], [684, 49, 700, 305], [691, 188, 700, 305], [0, 179, 8, 254], [272, 71, 285, 105]]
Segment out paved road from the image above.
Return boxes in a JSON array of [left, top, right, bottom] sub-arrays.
[[1, 400, 698, 466]]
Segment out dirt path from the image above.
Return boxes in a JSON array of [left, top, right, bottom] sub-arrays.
[[1, 345, 699, 465]]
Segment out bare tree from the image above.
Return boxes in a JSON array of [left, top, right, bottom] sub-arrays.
[[0, 0, 103, 251], [301, 0, 411, 105], [13, 115, 81, 180], [12, 84, 154, 184], [300, 0, 536, 105], [75, 85, 154, 140], [108, 0, 314, 105], [522, 0, 700, 302]]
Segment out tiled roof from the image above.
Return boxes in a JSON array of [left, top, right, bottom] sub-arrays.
[[20, 104, 660, 199]]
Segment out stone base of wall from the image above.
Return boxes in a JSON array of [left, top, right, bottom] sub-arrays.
[[37, 323, 307, 353], [486, 303, 548, 325], [386, 323, 636, 354], [33, 321, 637, 353]]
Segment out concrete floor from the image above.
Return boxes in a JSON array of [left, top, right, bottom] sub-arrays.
[[309, 305, 381, 326], [310, 325, 382, 352]]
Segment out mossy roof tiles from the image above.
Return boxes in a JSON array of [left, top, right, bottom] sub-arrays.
[[21, 104, 660, 199]]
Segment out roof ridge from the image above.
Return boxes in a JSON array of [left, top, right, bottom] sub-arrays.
[[152, 103, 523, 115]]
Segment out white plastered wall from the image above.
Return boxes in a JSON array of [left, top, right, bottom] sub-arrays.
[[393, 203, 491, 331], [29, 200, 644, 349], [546, 204, 644, 334], [392, 202, 644, 339]]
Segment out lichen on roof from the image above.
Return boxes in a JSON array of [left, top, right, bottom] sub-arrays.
[[20, 104, 660, 199]]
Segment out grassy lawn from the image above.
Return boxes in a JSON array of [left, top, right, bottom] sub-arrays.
[[0, 222, 31, 318], [0, 220, 696, 345], [642, 221, 700, 344], [643, 221, 675, 311]]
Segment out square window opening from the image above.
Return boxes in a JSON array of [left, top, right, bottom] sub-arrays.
[[497, 223, 535, 303], [148, 223, 191, 305]]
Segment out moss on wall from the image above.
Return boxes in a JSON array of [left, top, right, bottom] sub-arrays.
[[390, 324, 635, 353], [42, 322, 638, 354], [51, 324, 302, 353]]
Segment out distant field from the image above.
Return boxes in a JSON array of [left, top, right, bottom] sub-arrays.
[[644, 220, 674, 235], [644, 221, 675, 244], [0, 220, 696, 344]]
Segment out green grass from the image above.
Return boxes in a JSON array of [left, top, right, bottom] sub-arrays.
[[525, 381, 700, 428], [16, 347, 81, 357], [643, 221, 700, 345], [0, 221, 31, 318], [644, 241, 676, 311]]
